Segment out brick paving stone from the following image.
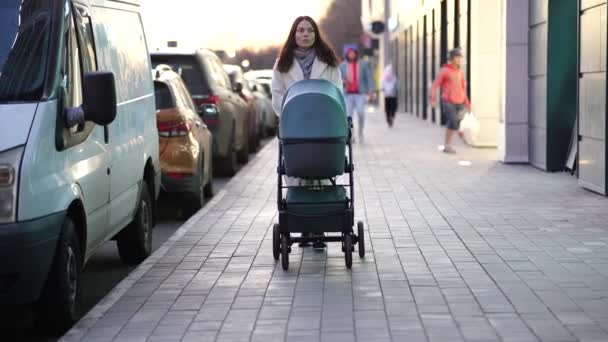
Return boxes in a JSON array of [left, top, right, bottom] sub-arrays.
[[62, 112, 608, 341]]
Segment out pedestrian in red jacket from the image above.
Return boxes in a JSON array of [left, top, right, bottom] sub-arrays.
[[430, 48, 471, 153]]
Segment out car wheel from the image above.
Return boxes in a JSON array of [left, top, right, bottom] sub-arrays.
[[203, 175, 214, 199], [267, 127, 277, 136], [203, 152, 214, 198], [117, 181, 153, 264], [35, 217, 81, 335], [237, 136, 250, 163], [186, 165, 205, 215], [216, 133, 238, 177], [249, 133, 258, 153]]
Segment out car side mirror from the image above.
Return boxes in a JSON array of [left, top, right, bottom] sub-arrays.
[[233, 82, 243, 93], [199, 103, 220, 125], [82, 71, 117, 126]]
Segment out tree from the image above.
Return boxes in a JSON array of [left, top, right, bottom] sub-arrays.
[[223, 0, 363, 70], [318, 0, 363, 59], [221, 46, 280, 70]]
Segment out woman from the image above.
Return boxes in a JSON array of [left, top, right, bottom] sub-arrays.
[[381, 64, 398, 127], [271, 16, 342, 249], [271, 16, 342, 116]]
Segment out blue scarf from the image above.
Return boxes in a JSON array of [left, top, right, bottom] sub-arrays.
[[294, 47, 316, 80]]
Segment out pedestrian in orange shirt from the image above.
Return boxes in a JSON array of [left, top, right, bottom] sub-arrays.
[[430, 48, 471, 153]]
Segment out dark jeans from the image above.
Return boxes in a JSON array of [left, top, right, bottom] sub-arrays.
[[384, 97, 397, 125]]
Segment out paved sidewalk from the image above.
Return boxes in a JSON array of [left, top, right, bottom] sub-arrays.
[[63, 110, 608, 342]]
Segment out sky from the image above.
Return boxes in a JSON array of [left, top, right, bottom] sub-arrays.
[[141, 0, 332, 52]]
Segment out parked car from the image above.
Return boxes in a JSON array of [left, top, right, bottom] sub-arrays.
[[244, 69, 274, 85], [245, 69, 273, 93], [0, 0, 160, 333], [224, 64, 261, 150], [151, 49, 250, 174], [249, 79, 277, 136], [153, 65, 213, 213]]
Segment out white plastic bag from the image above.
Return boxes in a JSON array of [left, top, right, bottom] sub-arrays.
[[459, 112, 479, 146]]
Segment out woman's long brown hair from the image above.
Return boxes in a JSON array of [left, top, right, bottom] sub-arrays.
[[276, 16, 338, 73]]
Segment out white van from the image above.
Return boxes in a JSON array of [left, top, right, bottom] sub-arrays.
[[0, 0, 160, 333]]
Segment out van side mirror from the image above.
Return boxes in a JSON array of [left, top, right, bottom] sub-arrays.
[[251, 84, 258, 92], [82, 71, 117, 126], [233, 82, 243, 93]]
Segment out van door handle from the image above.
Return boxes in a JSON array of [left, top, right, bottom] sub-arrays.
[[107, 168, 111, 175]]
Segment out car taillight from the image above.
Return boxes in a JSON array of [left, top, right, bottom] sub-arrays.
[[157, 121, 191, 137], [194, 94, 220, 107], [165, 173, 188, 179], [203, 119, 218, 125]]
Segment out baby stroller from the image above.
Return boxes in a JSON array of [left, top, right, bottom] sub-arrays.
[[273, 79, 365, 270]]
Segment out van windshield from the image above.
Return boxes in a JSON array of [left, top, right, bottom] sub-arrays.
[[0, 0, 51, 103]]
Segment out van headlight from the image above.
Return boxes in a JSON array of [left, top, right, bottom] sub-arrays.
[[0, 146, 24, 224]]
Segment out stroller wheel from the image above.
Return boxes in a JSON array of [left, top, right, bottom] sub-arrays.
[[272, 224, 280, 260], [357, 221, 365, 258], [281, 234, 290, 271], [344, 233, 353, 269]]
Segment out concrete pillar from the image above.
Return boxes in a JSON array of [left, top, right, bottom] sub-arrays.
[[383, 0, 392, 66], [499, 0, 530, 162], [469, 0, 502, 147]]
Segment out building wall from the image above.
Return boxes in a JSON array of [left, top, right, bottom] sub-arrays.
[[469, 0, 501, 147], [364, 0, 607, 194], [529, 0, 548, 169], [578, 0, 607, 194], [499, 0, 530, 163]]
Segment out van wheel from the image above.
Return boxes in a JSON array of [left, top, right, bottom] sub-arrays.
[[35, 217, 81, 335], [117, 182, 153, 264]]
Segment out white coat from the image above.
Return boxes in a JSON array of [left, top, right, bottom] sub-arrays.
[[271, 57, 343, 116]]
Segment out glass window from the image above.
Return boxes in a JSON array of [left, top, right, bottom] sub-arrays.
[[150, 55, 210, 95], [174, 78, 196, 112], [154, 81, 174, 110], [209, 58, 227, 89], [62, 5, 82, 110], [0, 0, 52, 102], [73, 4, 97, 72], [60, 1, 96, 142]]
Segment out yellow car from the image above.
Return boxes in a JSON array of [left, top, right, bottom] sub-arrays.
[[153, 65, 214, 213]]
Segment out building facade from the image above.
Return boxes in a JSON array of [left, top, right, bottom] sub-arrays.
[[362, 0, 607, 195]]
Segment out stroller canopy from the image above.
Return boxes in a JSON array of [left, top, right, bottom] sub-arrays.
[[280, 79, 348, 141], [279, 79, 348, 178]]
